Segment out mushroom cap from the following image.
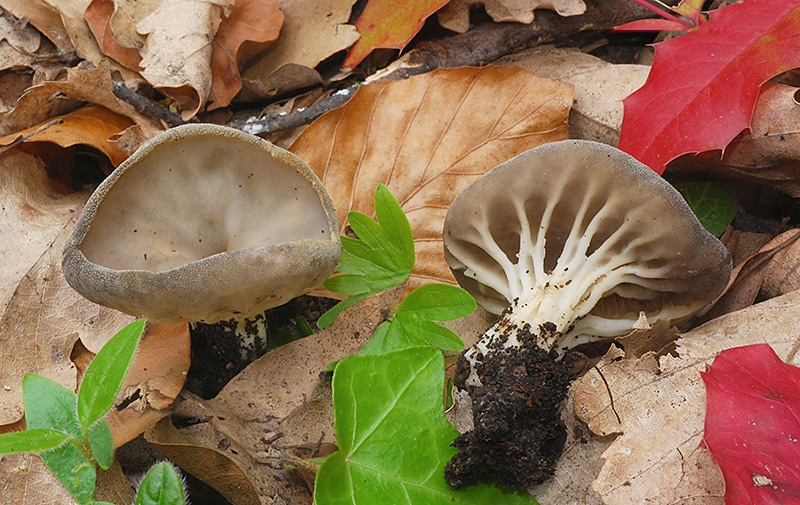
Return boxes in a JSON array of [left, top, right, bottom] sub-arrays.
[[443, 139, 732, 342], [63, 124, 341, 324]]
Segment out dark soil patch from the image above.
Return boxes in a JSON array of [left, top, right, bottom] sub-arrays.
[[445, 344, 571, 490], [186, 295, 338, 399]]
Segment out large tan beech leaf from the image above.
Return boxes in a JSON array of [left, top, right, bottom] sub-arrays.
[[290, 66, 573, 289], [572, 289, 800, 505], [0, 150, 132, 426]]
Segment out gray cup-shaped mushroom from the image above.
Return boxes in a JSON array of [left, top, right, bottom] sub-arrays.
[[62, 124, 341, 324], [442, 139, 732, 490]]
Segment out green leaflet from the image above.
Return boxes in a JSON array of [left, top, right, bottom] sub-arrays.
[[359, 284, 475, 354], [318, 185, 415, 328], [674, 180, 736, 237]]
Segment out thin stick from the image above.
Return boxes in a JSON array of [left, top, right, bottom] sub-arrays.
[[111, 81, 184, 127], [0, 118, 64, 156]]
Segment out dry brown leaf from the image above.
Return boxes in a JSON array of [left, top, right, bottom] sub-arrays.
[[207, 0, 283, 110], [438, 0, 586, 33], [0, 104, 134, 167], [498, 48, 649, 145], [573, 289, 800, 505], [137, 0, 233, 119], [0, 8, 41, 54], [39, 0, 106, 63], [241, 0, 360, 97], [758, 228, 800, 297], [701, 228, 800, 322], [108, 322, 190, 447], [0, 62, 163, 138], [614, 318, 679, 358], [291, 65, 573, 289], [0, 0, 74, 52], [0, 150, 133, 426], [721, 83, 800, 195], [107, 0, 162, 50], [84, 0, 143, 70], [0, 454, 133, 505]]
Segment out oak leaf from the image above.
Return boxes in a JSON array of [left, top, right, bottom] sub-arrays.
[[0, 150, 132, 427], [290, 65, 573, 290], [618, 0, 800, 174], [573, 289, 800, 505], [438, 0, 586, 33], [136, 0, 233, 119], [342, 0, 450, 69], [207, 0, 283, 110], [702, 344, 800, 505], [241, 0, 359, 96]]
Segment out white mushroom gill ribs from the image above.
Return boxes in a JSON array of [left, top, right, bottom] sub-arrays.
[[442, 140, 731, 489]]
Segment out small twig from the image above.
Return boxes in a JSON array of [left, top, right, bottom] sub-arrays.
[[112, 81, 184, 127], [227, 85, 359, 136], [0, 118, 63, 156], [593, 363, 622, 426]]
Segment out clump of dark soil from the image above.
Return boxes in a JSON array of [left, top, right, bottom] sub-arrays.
[[445, 344, 571, 490], [187, 295, 337, 398]]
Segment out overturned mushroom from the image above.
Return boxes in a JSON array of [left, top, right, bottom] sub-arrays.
[[442, 140, 731, 489], [62, 124, 340, 349]]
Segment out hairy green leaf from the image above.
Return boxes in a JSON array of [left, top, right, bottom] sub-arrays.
[[674, 181, 736, 237], [78, 319, 145, 430], [360, 284, 475, 355], [319, 185, 414, 328], [87, 419, 114, 470], [23, 374, 81, 440], [41, 442, 96, 505], [135, 462, 187, 505], [0, 429, 68, 454], [315, 348, 535, 505]]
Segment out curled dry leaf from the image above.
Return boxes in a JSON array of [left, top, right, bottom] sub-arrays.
[[0, 104, 134, 167], [84, 0, 143, 70], [0, 8, 41, 54], [573, 289, 800, 505], [136, 0, 234, 119], [241, 0, 360, 96], [498, 48, 649, 146], [290, 65, 573, 290], [438, 0, 587, 33], [207, 0, 283, 110], [0, 150, 132, 426], [0, 62, 163, 138], [701, 228, 800, 322], [720, 83, 800, 196], [108, 322, 190, 447], [0, 0, 74, 52]]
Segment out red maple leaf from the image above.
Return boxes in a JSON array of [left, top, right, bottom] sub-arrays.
[[342, 0, 451, 69], [618, 0, 800, 174], [701, 344, 800, 504]]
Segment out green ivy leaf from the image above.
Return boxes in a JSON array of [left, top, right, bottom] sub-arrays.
[[314, 347, 535, 505], [674, 180, 736, 237], [135, 462, 187, 505], [78, 319, 145, 430], [0, 429, 68, 454], [319, 185, 415, 328], [87, 419, 114, 470], [359, 284, 475, 355]]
